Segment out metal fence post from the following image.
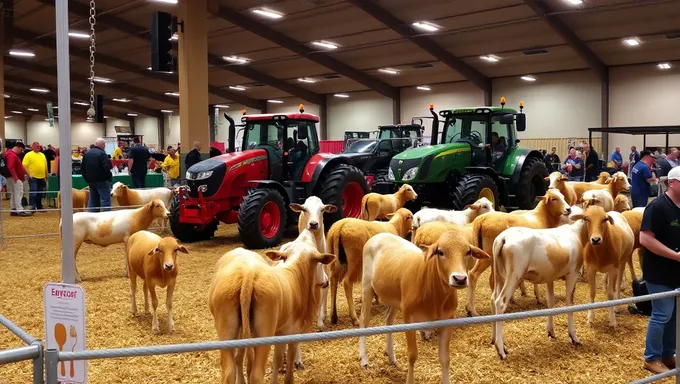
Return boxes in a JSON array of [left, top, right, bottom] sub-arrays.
[[45, 349, 58, 384], [31, 340, 43, 384]]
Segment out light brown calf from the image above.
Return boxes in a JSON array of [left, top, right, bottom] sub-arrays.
[[566, 171, 630, 202], [545, 171, 578, 206], [57, 187, 90, 214], [360, 183, 417, 221]]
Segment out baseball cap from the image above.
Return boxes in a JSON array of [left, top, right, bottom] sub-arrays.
[[668, 166, 680, 182], [640, 150, 655, 159]]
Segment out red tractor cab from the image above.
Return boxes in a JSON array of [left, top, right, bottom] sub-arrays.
[[170, 104, 369, 249]]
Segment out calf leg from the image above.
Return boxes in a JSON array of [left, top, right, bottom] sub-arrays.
[[149, 284, 160, 333], [129, 272, 138, 316], [546, 281, 555, 338], [166, 280, 176, 332], [564, 272, 580, 345], [234, 348, 246, 384], [586, 267, 598, 327], [534, 283, 541, 304], [493, 275, 521, 360], [270, 345, 285, 384], [403, 316, 418, 384], [608, 269, 619, 328], [293, 344, 304, 370], [358, 282, 375, 368], [384, 306, 398, 365], [343, 278, 359, 326], [318, 284, 328, 330], [467, 258, 491, 316], [215, 308, 241, 384], [285, 343, 298, 384], [438, 326, 452, 384], [143, 281, 150, 314], [330, 272, 340, 324]]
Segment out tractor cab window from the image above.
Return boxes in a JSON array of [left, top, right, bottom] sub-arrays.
[[490, 116, 511, 162], [444, 116, 487, 147], [285, 121, 318, 180], [243, 122, 282, 151]]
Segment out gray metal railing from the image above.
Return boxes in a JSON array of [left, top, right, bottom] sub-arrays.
[[40, 289, 680, 384], [0, 314, 44, 384]]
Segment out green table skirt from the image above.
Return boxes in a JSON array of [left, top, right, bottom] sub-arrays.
[[47, 172, 164, 199]]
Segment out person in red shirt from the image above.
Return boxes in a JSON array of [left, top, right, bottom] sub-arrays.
[[5, 142, 33, 216]]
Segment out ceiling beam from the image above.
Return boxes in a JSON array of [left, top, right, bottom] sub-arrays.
[[523, 0, 608, 81], [11, 27, 266, 110], [36, 0, 321, 105], [4, 56, 178, 106], [4, 95, 130, 121], [347, 0, 491, 93], [4, 74, 160, 117], [213, 5, 399, 100]]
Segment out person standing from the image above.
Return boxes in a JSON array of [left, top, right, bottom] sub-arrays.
[[22, 142, 49, 212], [610, 147, 623, 171], [640, 166, 680, 374], [127, 137, 150, 188], [656, 150, 679, 196], [631, 150, 657, 208], [544, 147, 560, 172], [185, 141, 202, 170], [112, 141, 125, 160], [43, 144, 56, 174], [582, 142, 599, 182], [81, 138, 113, 212], [5, 142, 32, 216], [161, 146, 181, 187]]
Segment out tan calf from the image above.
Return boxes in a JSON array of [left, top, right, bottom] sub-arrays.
[[360, 183, 417, 221], [57, 187, 90, 214], [622, 207, 644, 278], [566, 171, 631, 202], [326, 208, 413, 326], [359, 231, 489, 384], [594, 171, 611, 184], [614, 194, 632, 212], [545, 171, 578, 206], [127, 230, 187, 333]]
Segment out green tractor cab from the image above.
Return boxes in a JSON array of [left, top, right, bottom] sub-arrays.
[[388, 98, 548, 211]]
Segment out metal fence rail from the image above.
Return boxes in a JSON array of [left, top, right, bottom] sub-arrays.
[[0, 314, 43, 384], [41, 289, 680, 384]]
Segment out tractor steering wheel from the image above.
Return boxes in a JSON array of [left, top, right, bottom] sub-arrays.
[[447, 132, 461, 143], [469, 131, 483, 145]]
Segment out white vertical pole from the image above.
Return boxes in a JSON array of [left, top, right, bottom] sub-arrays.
[[56, 0, 75, 284]]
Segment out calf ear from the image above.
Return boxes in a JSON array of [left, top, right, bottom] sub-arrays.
[[570, 213, 585, 221], [605, 213, 615, 225], [561, 175, 568, 181], [148, 247, 160, 256], [289, 203, 306, 213], [265, 250, 287, 262], [468, 245, 490, 259], [605, 178, 613, 184], [177, 245, 188, 254], [385, 213, 395, 219], [323, 204, 338, 213], [468, 203, 481, 211], [543, 176, 550, 181], [312, 252, 336, 265]]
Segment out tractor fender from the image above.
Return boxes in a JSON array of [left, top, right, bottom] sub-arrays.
[[509, 149, 544, 185], [247, 180, 291, 205]]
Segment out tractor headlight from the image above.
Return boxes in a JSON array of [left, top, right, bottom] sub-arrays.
[[388, 167, 395, 181], [402, 167, 418, 181], [187, 171, 213, 180]]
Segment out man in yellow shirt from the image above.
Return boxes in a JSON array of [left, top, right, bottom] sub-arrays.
[[112, 141, 124, 160], [162, 146, 180, 187], [22, 142, 49, 212]]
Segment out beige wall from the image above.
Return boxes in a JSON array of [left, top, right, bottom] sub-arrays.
[[326, 91, 394, 140], [4, 118, 26, 142]]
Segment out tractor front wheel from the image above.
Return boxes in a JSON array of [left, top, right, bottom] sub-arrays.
[[169, 195, 218, 243], [516, 156, 549, 209], [238, 188, 287, 249], [318, 164, 369, 229], [451, 173, 499, 211]]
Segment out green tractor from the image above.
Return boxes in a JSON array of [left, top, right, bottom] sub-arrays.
[[388, 97, 548, 211]]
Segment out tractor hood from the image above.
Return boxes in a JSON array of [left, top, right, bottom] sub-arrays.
[[392, 142, 469, 160], [389, 143, 471, 183], [187, 149, 268, 175]]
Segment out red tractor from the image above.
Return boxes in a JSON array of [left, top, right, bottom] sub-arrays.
[[170, 105, 369, 249]]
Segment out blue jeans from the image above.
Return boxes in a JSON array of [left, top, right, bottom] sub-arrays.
[[88, 182, 112, 212], [645, 282, 677, 361], [632, 193, 648, 208], [29, 177, 46, 210]]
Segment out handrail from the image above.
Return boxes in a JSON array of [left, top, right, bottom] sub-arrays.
[[0, 313, 37, 344]]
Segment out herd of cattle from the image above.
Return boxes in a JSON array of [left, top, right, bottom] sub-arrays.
[[56, 171, 645, 384]]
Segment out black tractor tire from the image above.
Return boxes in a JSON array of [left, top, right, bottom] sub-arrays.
[[238, 188, 287, 249], [451, 173, 500, 211], [318, 164, 369, 230], [516, 156, 549, 209], [169, 195, 218, 243]]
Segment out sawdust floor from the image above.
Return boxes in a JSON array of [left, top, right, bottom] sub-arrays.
[[0, 205, 671, 383]]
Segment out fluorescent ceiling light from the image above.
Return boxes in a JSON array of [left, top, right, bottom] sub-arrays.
[[74, 102, 90, 106], [416, 86, 431, 91], [229, 85, 246, 91], [567, 0, 583, 4], [311, 41, 338, 50], [412, 22, 440, 32], [30, 88, 50, 93], [658, 63, 672, 70], [68, 32, 90, 39], [169, 33, 178, 41], [113, 98, 131, 102], [165, 92, 180, 97], [104, 116, 109, 119], [3, 94, 9, 98], [378, 68, 399, 75], [215, 104, 230, 108], [161, 109, 174, 113], [521, 75, 537, 82], [5, 116, 11, 119], [153, 0, 177, 3], [9, 50, 35, 57], [252, 8, 283, 19], [624, 37, 640, 46], [90, 76, 113, 83], [27, 108, 39, 112], [146, 66, 152, 70], [11, 111, 22, 114], [127, 113, 138, 117], [334, 93, 349, 98], [480, 55, 500, 62], [297, 77, 316, 83], [52, 106, 58, 109], [268, 100, 284, 104], [222, 56, 250, 64]]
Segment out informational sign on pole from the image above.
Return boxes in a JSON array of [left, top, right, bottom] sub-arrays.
[[44, 283, 87, 383]]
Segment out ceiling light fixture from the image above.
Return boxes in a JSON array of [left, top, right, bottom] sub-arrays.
[[252, 8, 283, 19], [378, 68, 399, 75], [3, 94, 9, 98], [164, 92, 180, 97], [169, 33, 178, 41], [104, 116, 109, 119], [268, 100, 284, 104], [11, 111, 22, 114], [5, 116, 11, 119], [412, 21, 440, 32], [624, 37, 640, 46], [521, 75, 537, 82], [311, 41, 338, 50], [68, 31, 90, 39], [30, 88, 50, 93], [297, 77, 317, 83], [215, 104, 230, 108], [112, 98, 131, 102], [658, 63, 672, 70], [90, 76, 113, 83], [229, 85, 246, 91], [334, 93, 349, 98], [161, 109, 174, 113], [146, 66, 152, 70], [27, 108, 39, 112], [567, 0, 583, 4], [153, 0, 178, 3], [74, 102, 90, 106], [416, 86, 431, 91], [9, 50, 35, 57], [222, 56, 250, 64], [480, 55, 500, 62], [127, 113, 138, 117]]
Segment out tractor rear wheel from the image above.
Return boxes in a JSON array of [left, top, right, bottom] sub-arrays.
[[318, 164, 369, 229], [238, 188, 287, 249], [516, 156, 549, 209], [169, 195, 218, 243], [451, 173, 499, 211]]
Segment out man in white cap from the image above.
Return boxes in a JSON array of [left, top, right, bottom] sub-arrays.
[[640, 165, 680, 374]]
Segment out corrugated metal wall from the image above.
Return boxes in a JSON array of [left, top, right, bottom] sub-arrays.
[[519, 137, 603, 161]]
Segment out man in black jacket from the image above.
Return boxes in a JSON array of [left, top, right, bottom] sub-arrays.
[[81, 138, 113, 212], [185, 141, 202, 170], [582, 142, 600, 182]]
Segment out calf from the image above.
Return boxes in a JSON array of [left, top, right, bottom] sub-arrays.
[[582, 189, 615, 212], [359, 231, 489, 384], [594, 171, 611, 184], [545, 171, 578, 206], [56, 186, 90, 214], [490, 217, 589, 359], [111, 182, 173, 229], [360, 183, 417, 221], [127, 230, 187, 333], [61, 198, 170, 282], [566, 171, 630, 202], [412, 197, 494, 231]]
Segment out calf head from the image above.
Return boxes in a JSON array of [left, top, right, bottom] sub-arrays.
[[581, 195, 601, 210], [398, 184, 418, 201], [597, 172, 611, 184], [614, 194, 631, 212], [571, 205, 614, 246], [420, 231, 490, 288], [544, 171, 568, 190], [539, 188, 571, 216], [265, 246, 335, 288], [110, 181, 127, 197], [289, 196, 337, 233], [386, 208, 414, 237], [148, 237, 188, 272], [607, 171, 631, 193], [465, 197, 495, 217], [146, 198, 170, 219]]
